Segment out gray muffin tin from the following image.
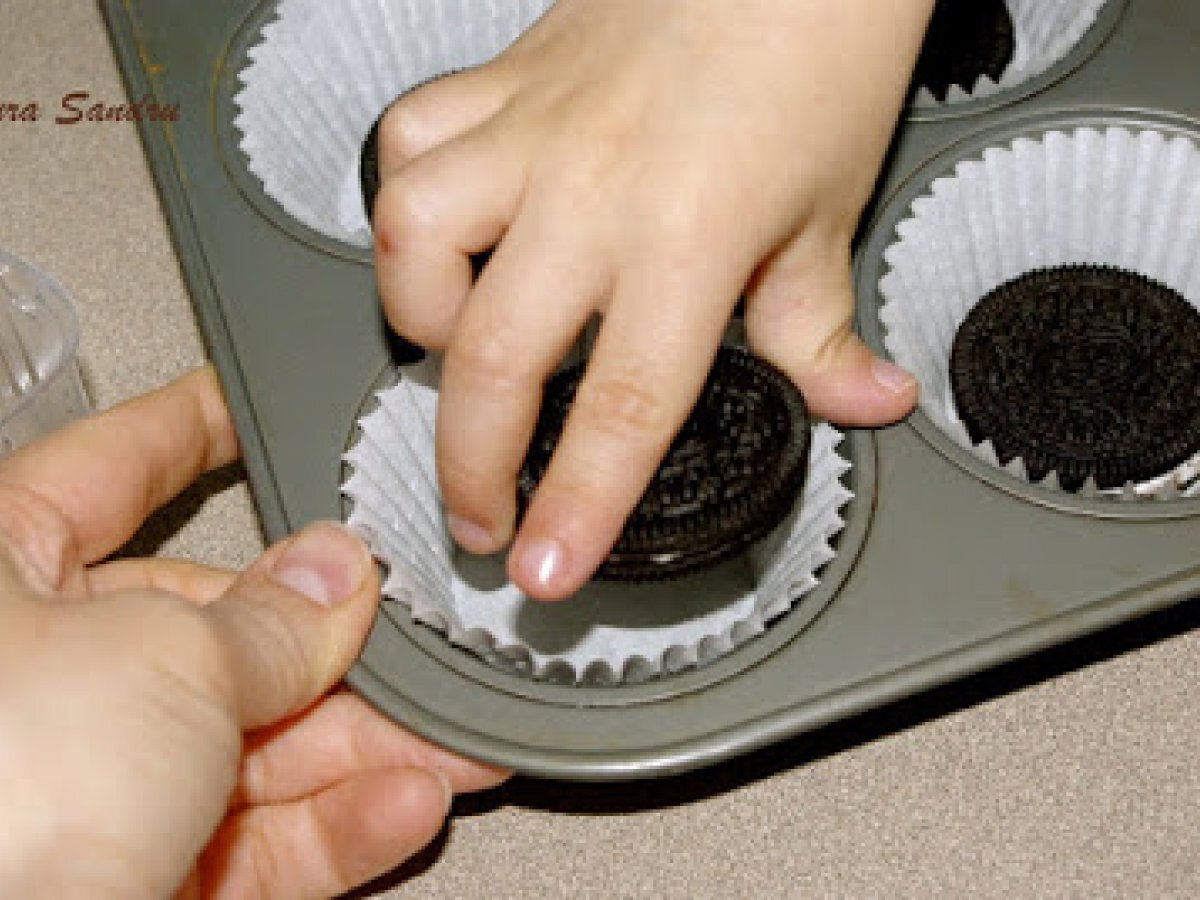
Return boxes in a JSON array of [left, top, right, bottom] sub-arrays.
[[102, 0, 1200, 781]]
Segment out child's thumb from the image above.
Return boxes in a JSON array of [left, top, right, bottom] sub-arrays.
[[745, 258, 918, 426]]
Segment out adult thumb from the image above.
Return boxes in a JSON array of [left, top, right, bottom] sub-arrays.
[[745, 250, 918, 427], [204, 521, 379, 730]]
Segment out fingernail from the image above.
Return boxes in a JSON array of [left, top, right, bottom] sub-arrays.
[[272, 522, 369, 607], [447, 514, 495, 554], [872, 358, 917, 395], [511, 538, 566, 593]]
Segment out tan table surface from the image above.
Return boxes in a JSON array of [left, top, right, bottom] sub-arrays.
[[2, 2, 1198, 896]]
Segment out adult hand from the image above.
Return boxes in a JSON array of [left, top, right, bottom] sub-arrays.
[[0, 368, 508, 898], [371, 0, 930, 600]]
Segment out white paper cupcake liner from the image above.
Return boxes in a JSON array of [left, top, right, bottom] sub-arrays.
[[878, 125, 1200, 500], [233, 0, 557, 247], [341, 358, 853, 684], [912, 0, 1112, 109]]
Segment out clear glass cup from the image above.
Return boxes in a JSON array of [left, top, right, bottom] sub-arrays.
[[0, 248, 90, 457]]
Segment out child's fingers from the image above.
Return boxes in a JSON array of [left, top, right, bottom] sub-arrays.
[[745, 239, 917, 426], [372, 128, 530, 348], [436, 206, 608, 554], [506, 259, 742, 600], [376, 67, 513, 175]]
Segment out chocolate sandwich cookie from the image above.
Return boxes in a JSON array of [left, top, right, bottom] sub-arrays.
[[519, 346, 811, 581], [913, 0, 1015, 102], [949, 265, 1200, 491], [359, 113, 384, 222]]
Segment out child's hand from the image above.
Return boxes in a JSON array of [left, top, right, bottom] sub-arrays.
[[371, 0, 930, 600]]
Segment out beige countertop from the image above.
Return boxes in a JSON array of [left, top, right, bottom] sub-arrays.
[[2, 2, 1198, 896]]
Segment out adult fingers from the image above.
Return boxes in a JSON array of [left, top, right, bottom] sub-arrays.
[[194, 767, 449, 899], [372, 125, 530, 349], [0, 525, 42, 599], [204, 522, 378, 731], [0, 367, 237, 584], [239, 691, 509, 808], [745, 237, 917, 426], [436, 200, 608, 554], [508, 257, 742, 600], [86, 558, 236, 605]]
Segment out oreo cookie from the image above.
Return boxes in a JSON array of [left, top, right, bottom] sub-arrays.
[[518, 347, 811, 582], [359, 112, 384, 222], [913, 0, 1015, 102], [949, 265, 1200, 491]]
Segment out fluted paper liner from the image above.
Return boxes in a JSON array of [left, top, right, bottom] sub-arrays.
[[913, 0, 1112, 109], [233, 0, 556, 247], [342, 358, 853, 684], [878, 125, 1200, 499]]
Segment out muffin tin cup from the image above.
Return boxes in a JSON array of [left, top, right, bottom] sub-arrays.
[[858, 107, 1200, 519], [228, 0, 554, 252], [909, 0, 1126, 121], [341, 356, 861, 692]]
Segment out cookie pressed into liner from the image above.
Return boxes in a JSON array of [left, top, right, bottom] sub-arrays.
[[913, 0, 1015, 103], [233, 0, 555, 247], [342, 354, 852, 684], [878, 125, 1200, 499], [949, 265, 1200, 491], [909, 0, 1113, 108]]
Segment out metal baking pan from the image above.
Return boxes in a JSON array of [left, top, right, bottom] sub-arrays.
[[101, 0, 1200, 780]]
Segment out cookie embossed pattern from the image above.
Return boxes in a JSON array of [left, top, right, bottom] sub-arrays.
[[949, 266, 1200, 493]]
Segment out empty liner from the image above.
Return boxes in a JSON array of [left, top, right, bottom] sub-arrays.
[[342, 358, 853, 685], [912, 0, 1112, 110], [233, 0, 556, 247], [878, 125, 1200, 499]]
